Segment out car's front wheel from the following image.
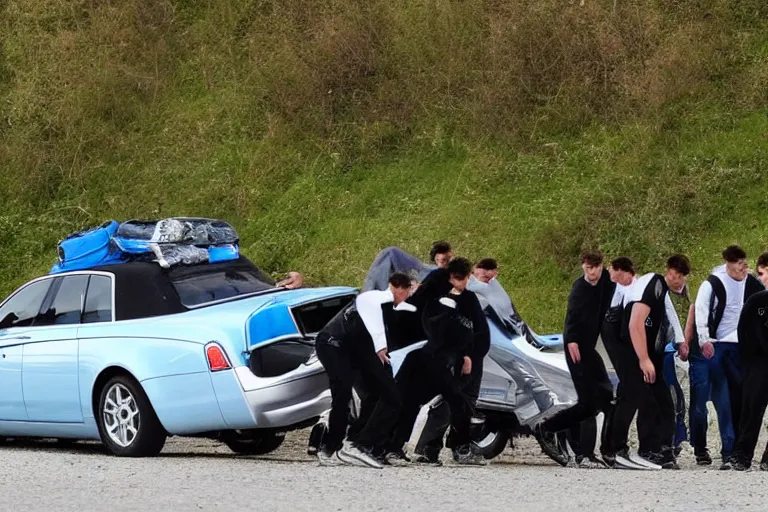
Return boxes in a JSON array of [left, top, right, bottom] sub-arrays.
[[96, 376, 167, 457], [221, 429, 285, 455]]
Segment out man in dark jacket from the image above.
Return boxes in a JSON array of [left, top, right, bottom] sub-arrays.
[[732, 254, 768, 471], [386, 257, 490, 465], [535, 250, 617, 468]]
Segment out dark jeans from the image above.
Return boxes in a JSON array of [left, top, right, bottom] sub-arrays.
[[389, 351, 474, 453], [414, 355, 484, 459], [607, 349, 674, 455], [315, 332, 400, 453], [542, 346, 615, 456], [664, 351, 688, 447], [689, 344, 739, 458], [734, 355, 768, 465]]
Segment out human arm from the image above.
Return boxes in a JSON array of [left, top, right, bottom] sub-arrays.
[[665, 293, 685, 345], [469, 291, 490, 357], [563, 283, 586, 363], [679, 303, 695, 361], [629, 302, 655, 383], [356, 289, 394, 359], [695, 280, 715, 358], [276, 271, 304, 289]]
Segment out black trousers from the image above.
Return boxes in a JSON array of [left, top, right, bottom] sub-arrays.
[[733, 356, 768, 465], [389, 351, 474, 453], [607, 348, 674, 455], [542, 347, 615, 455], [414, 355, 484, 458], [315, 332, 401, 453]]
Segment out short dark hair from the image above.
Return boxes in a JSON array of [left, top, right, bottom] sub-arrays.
[[429, 241, 452, 263], [580, 250, 604, 266], [447, 257, 472, 279], [610, 257, 635, 275], [722, 245, 747, 263], [475, 258, 498, 271], [757, 252, 768, 268], [388, 272, 412, 289], [666, 254, 691, 276]]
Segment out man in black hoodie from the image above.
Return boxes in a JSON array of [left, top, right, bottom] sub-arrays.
[[386, 257, 490, 465], [732, 254, 768, 471], [535, 250, 617, 468]]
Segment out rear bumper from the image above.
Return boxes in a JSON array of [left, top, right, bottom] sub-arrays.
[[209, 363, 331, 430], [236, 365, 332, 428]]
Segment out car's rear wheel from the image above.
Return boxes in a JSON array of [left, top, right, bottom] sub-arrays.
[[96, 375, 167, 457], [221, 429, 285, 455]]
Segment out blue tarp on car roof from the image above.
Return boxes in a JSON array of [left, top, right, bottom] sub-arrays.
[[50, 218, 240, 274]]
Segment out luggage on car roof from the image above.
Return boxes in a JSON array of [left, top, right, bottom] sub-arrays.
[[50, 220, 125, 274], [50, 218, 241, 274]]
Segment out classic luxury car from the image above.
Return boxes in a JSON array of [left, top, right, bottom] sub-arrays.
[[0, 219, 355, 457]]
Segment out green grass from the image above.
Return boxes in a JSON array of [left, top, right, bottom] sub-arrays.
[[1, 0, 768, 332]]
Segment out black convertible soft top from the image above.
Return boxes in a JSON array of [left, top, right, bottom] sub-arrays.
[[87, 256, 275, 321]]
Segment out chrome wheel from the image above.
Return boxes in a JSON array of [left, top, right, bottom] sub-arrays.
[[103, 383, 140, 448]]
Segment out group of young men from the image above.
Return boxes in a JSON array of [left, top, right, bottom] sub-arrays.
[[538, 246, 768, 470], [314, 242, 491, 468], [312, 239, 768, 470]]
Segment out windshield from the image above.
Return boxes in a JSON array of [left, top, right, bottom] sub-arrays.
[[171, 266, 276, 307]]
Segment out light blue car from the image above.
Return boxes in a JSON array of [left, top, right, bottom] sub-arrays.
[[0, 256, 356, 456]]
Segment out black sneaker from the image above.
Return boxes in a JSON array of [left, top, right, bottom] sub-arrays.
[[638, 451, 664, 466], [577, 455, 609, 469], [384, 450, 411, 467], [453, 444, 487, 466], [674, 445, 683, 457], [695, 448, 712, 465], [412, 453, 442, 466], [759, 452, 768, 471], [732, 461, 751, 471], [720, 458, 733, 470], [534, 424, 570, 467], [660, 449, 680, 470], [602, 452, 617, 468]]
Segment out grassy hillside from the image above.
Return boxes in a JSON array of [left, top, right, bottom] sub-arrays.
[[1, 0, 768, 331]]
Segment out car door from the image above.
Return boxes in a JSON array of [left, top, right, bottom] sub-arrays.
[[0, 278, 53, 421], [22, 274, 87, 423]]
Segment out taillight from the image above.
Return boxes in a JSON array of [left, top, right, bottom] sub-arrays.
[[206, 343, 231, 372]]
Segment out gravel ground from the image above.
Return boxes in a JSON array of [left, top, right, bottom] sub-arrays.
[[1, 425, 768, 512], [1, 352, 765, 511]]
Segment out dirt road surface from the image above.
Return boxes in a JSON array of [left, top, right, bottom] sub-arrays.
[[1, 427, 766, 512]]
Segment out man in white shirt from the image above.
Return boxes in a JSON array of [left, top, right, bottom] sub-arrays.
[[689, 245, 764, 469], [314, 272, 416, 468], [603, 256, 687, 469]]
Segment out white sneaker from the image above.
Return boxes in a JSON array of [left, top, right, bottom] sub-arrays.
[[317, 450, 346, 467], [337, 440, 383, 469]]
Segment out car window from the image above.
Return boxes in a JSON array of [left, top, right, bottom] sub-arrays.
[[171, 268, 276, 307], [35, 275, 88, 326], [0, 280, 53, 329], [83, 275, 113, 323]]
